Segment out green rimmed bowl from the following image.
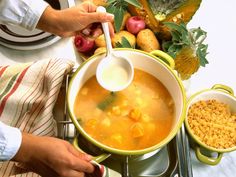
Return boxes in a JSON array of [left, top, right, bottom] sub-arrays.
[[185, 84, 236, 165], [67, 49, 186, 159]]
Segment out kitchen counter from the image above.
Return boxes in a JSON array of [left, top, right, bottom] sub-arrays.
[[0, 0, 235, 177]]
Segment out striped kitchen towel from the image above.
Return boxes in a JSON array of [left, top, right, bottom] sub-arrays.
[[0, 58, 74, 176]]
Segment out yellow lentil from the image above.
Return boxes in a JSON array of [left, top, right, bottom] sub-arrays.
[[187, 99, 236, 149]]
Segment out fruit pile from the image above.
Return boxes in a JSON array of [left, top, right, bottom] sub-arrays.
[[74, 0, 208, 80], [74, 11, 161, 57]]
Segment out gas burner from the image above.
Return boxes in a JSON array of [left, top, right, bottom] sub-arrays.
[[54, 72, 193, 177]]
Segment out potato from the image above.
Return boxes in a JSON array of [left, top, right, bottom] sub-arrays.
[[120, 12, 131, 31], [101, 117, 111, 127], [112, 30, 136, 48], [136, 29, 160, 52], [94, 47, 106, 55], [95, 34, 106, 48]]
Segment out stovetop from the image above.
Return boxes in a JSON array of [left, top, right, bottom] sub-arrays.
[[53, 72, 193, 177]]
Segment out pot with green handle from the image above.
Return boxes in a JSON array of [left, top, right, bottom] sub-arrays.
[[67, 49, 186, 159], [184, 84, 236, 165]]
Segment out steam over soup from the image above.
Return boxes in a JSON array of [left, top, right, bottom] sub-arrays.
[[74, 69, 175, 150]]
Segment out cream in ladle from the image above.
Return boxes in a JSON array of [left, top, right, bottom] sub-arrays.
[[96, 6, 134, 92]]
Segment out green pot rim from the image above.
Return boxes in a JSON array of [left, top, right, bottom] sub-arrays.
[[67, 48, 186, 155], [185, 88, 236, 153]]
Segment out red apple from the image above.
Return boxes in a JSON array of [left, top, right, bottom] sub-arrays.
[[74, 34, 95, 53], [126, 16, 146, 34]]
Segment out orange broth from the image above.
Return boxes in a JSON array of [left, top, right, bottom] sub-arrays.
[[74, 69, 175, 150]]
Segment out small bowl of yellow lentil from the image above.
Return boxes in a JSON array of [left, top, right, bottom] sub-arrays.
[[185, 84, 236, 165]]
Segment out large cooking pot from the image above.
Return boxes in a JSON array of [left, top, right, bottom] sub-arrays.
[[67, 49, 186, 157]]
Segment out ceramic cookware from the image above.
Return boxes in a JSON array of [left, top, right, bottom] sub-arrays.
[[185, 84, 236, 165], [67, 49, 186, 159]]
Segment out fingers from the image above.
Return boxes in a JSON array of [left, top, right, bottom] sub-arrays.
[[82, 1, 114, 24], [85, 165, 102, 177], [81, 12, 114, 37], [91, 28, 103, 37], [108, 22, 115, 37], [66, 145, 94, 173], [85, 12, 114, 24], [70, 157, 95, 173], [81, 1, 97, 12], [25, 161, 58, 177], [68, 145, 93, 162], [82, 28, 92, 36], [61, 169, 86, 177], [81, 22, 113, 38]]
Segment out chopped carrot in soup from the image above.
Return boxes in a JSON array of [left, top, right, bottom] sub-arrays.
[[74, 69, 175, 150]]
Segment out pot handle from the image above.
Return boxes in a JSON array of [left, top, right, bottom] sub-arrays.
[[150, 50, 175, 69], [212, 84, 234, 95], [195, 146, 223, 165], [73, 137, 111, 163]]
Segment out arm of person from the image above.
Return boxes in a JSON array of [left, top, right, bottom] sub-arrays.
[[0, 0, 49, 30], [36, 1, 114, 37], [0, 0, 114, 37], [12, 132, 95, 177], [0, 121, 94, 176], [0, 121, 22, 161]]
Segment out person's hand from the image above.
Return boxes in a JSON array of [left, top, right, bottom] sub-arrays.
[[12, 133, 94, 177], [37, 1, 114, 37]]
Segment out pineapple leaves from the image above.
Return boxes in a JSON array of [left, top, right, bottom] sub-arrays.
[[164, 22, 188, 36], [190, 27, 207, 43], [162, 22, 209, 67], [162, 41, 181, 58], [170, 30, 181, 43], [197, 44, 209, 67], [163, 22, 191, 46]]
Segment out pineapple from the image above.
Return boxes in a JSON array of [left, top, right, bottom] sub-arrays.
[[162, 22, 208, 80], [174, 46, 200, 80]]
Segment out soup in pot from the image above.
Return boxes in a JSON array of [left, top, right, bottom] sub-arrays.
[[74, 69, 175, 150]]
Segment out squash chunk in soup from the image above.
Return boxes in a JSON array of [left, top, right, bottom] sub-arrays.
[[74, 69, 175, 150]]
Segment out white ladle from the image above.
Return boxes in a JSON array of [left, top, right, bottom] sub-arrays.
[[96, 6, 134, 92]]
